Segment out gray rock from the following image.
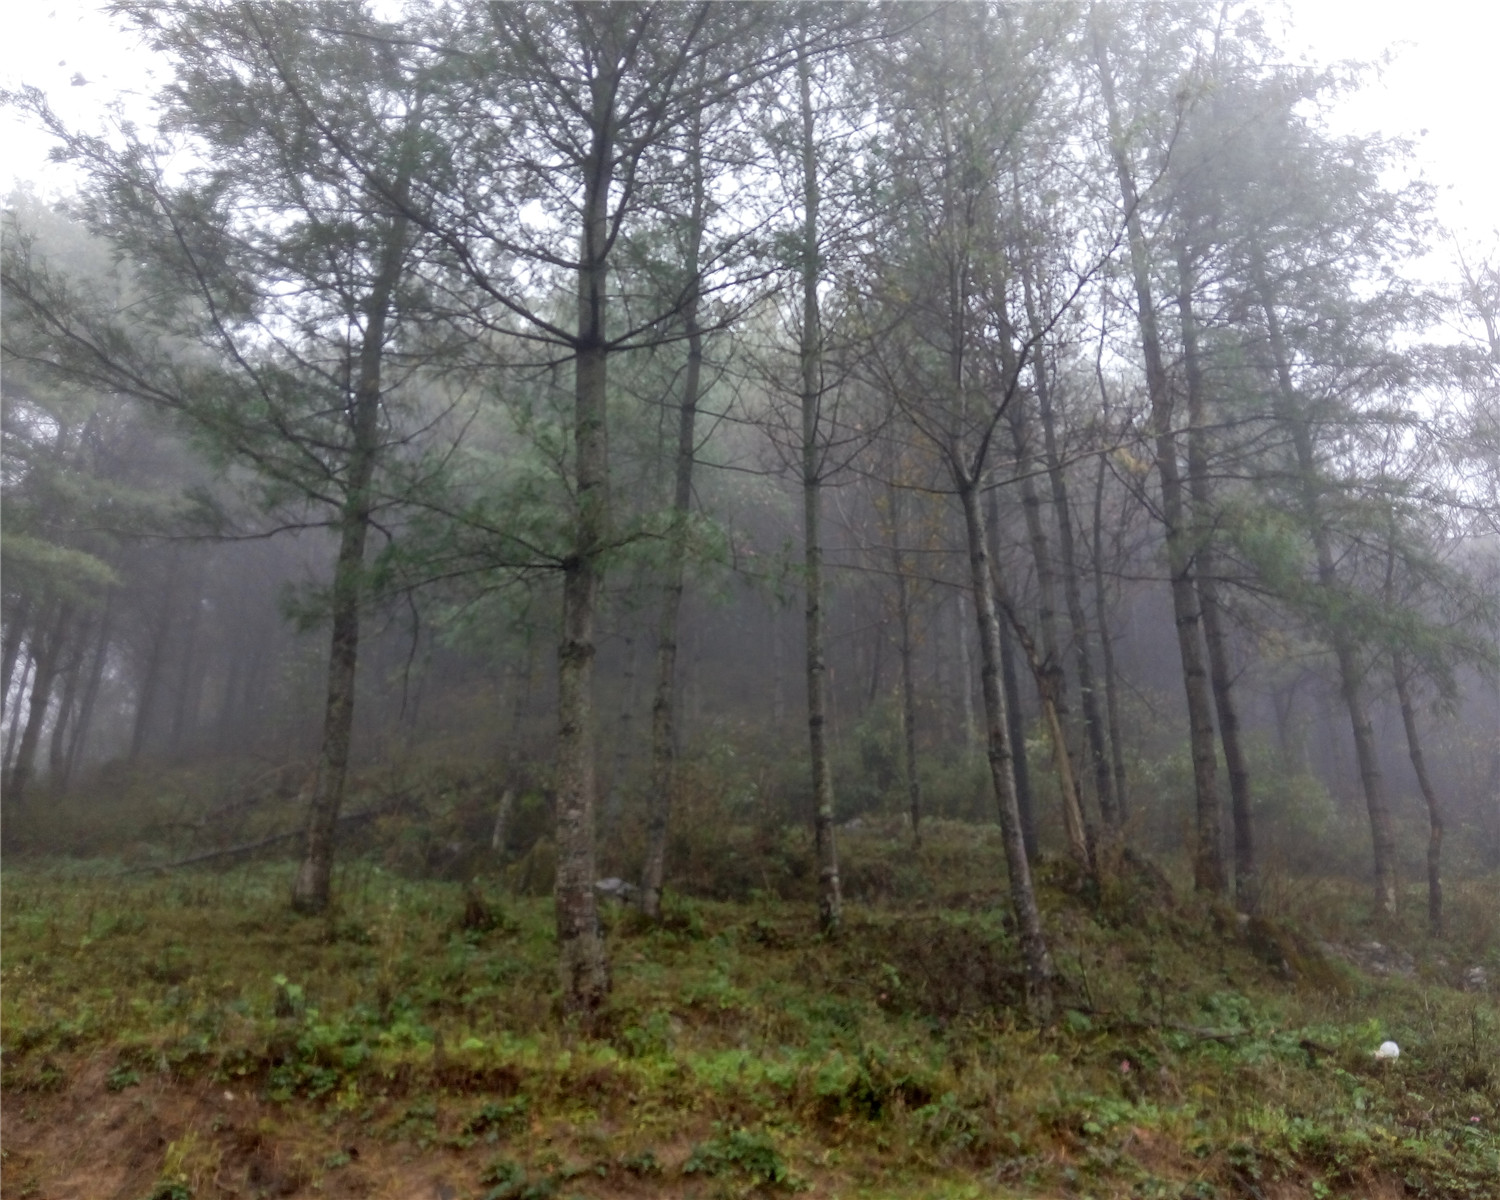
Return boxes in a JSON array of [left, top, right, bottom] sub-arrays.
[[594, 877, 639, 904], [1463, 965, 1489, 992]]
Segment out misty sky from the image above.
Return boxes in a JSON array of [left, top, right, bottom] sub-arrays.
[[2, 2, 1496, 241]]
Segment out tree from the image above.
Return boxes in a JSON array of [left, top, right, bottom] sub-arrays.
[[864, 2, 1070, 1016], [1089, 3, 1225, 894], [410, 0, 804, 1009], [4, 0, 449, 909]]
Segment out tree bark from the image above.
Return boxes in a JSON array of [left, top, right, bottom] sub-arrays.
[[986, 484, 1037, 856], [4, 656, 35, 777], [1178, 243, 1256, 910], [1393, 654, 1443, 935], [553, 50, 615, 1014], [1091, 452, 1130, 824], [1025, 276, 1118, 835], [62, 595, 113, 791], [798, 42, 842, 935], [1093, 19, 1225, 894], [958, 476, 1054, 1021], [47, 609, 93, 784], [641, 98, 707, 920], [954, 591, 978, 755], [2, 595, 32, 704], [998, 606, 1037, 859], [291, 150, 414, 915], [888, 482, 923, 844], [6, 600, 73, 814], [603, 610, 640, 831]]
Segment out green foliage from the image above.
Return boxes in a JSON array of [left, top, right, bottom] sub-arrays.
[[683, 1126, 798, 1189], [2, 856, 1497, 1198]]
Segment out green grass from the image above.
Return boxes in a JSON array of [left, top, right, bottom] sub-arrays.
[[2, 831, 1497, 1199]]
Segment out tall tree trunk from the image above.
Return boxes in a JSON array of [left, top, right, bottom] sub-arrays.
[[6, 600, 73, 814], [604, 608, 640, 831], [2, 595, 32, 704], [5, 656, 36, 777], [1253, 261, 1397, 918], [954, 591, 978, 755], [1091, 452, 1130, 823], [798, 43, 842, 935], [1025, 277, 1118, 834], [1010, 411, 1078, 742], [1178, 243, 1256, 910], [1007, 384, 1087, 801], [957, 475, 1054, 1021], [131, 553, 180, 762], [1093, 19, 1224, 894], [641, 99, 707, 920], [47, 610, 93, 783], [291, 158, 413, 915], [987, 485, 1037, 856], [986, 440, 1090, 869], [1393, 653, 1443, 935], [62, 594, 114, 791], [999, 607, 1037, 859], [996, 582, 1092, 873], [889, 482, 923, 845], [553, 59, 616, 1015]]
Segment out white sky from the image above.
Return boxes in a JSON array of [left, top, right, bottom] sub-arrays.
[[1, 1, 1496, 242]]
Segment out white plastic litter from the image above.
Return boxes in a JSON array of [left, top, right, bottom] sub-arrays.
[[1374, 1040, 1400, 1060]]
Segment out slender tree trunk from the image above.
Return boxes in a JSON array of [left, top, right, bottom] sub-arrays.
[[5, 656, 35, 777], [999, 608, 1037, 859], [958, 475, 1054, 1021], [1091, 453, 1130, 823], [1393, 654, 1443, 935], [553, 62, 616, 1014], [2, 595, 32, 704], [1253, 261, 1397, 918], [997, 583, 1092, 873], [1178, 243, 1256, 910], [46, 610, 93, 783], [62, 595, 113, 791], [954, 592, 978, 755], [131, 555, 180, 762], [985, 431, 1090, 867], [6, 600, 73, 813], [604, 611, 640, 830], [641, 102, 707, 919], [291, 158, 413, 915], [1026, 277, 1118, 834], [889, 483, 923, 844], [986, 485, 1037, 855], [798, 44, 842, 935], [1094, 19, 1224, 894]]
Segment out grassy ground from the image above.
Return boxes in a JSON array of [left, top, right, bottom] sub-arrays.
[[2, 825, 1497, 1200]]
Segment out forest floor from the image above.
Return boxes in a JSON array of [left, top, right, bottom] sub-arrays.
[[2, 829, 1497, 1200]]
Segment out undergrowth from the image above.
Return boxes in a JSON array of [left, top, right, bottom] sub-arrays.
[[2, 826, 1497, 1199]]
